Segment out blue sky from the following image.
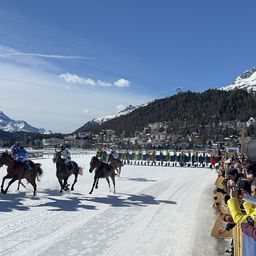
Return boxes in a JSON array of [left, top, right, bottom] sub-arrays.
[[0, 0, 256, 132]]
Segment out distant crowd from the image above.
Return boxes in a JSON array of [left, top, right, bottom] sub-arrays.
[[96, 147, 212, 167]]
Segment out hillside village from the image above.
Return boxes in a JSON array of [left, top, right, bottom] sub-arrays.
[[0, 116, 252, 152], [46, 118, 255, 150]]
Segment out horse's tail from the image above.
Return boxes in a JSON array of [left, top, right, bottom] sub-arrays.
[[78, 166, 83, 175], [35, 163, 43, 181]]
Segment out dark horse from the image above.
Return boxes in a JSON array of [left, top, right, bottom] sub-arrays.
[[53, 151, 83, 193], [89, 156, 116, 194], [108, 153, 123, 176], [0, 151, 43, 196]]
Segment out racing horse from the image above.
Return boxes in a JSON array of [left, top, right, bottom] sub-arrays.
[[108, 153, 123, 176], [89, 156, 116, 194], [53, 151, 83, 193], [0, 151, 43, 196]]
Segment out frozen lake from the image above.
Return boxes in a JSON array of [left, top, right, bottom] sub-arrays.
[[0, 154, 226, 256]]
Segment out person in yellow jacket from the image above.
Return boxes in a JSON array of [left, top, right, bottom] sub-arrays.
[[227, 180, 256, 226], [149, 149, 155, 161]]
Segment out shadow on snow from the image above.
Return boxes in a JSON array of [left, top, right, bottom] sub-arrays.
[[0, 192, 30, 212], [0, 189, 176, 212], [84, 193, 176, 208], [34, 189, 97, 212], [126, 177, 157, 182]]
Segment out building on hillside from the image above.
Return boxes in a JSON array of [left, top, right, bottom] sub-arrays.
[[42, 138, 65, 148]]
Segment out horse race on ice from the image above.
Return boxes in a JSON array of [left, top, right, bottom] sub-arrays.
[[0, 150, 122, 196], [0, 150, 221, 256]]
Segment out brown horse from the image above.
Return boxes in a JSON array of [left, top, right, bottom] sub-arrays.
[[53, 151, 83, 193], [108, 153, 123, 176], [0, 151, 43, 196], [89, 156, 116, 194]]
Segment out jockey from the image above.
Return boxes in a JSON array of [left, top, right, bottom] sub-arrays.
[[11, 141, 20, 159], [96, 148, 103, 159], [60, 143, 73, 170], [16, 145, 31, 170]]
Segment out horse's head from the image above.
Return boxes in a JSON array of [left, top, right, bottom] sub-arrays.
[[53, 151, 62, 163], [89, 156, 100, 173], [0, 153, 3, 167], [0, 151, 11, 167]]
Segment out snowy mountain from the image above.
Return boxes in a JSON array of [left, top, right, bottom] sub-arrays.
[[75, 105, 141, 133], [0, 111, 50, 133], [94, 105, 139, 124], [221, 67, 256, 92]]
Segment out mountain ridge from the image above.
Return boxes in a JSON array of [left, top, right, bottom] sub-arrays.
[[0, 111, 51, 134]]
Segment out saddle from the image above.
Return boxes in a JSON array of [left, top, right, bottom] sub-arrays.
[[66, 161, 77, 171], [101, 162, 112, 172], [16, 160, 31, 171]]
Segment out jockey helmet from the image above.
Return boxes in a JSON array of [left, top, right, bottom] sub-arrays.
[[60, 143, 66, 150]]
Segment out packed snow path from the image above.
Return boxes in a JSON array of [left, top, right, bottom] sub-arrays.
[[0, 155, 225, 256]]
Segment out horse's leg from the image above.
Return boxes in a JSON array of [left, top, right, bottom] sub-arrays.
[[95, 178, 99, 189], [89, 176, 97, 194], [106, 177, 111, 192], [26, 175, 37, 196], [19, 181, 27, 189], [4, 176, 18, 194], [17, 175, 23, 190], [71, 174, 78, 191], [1, 174, 11, 193], [63, 177, 69, 191], [17, 169, 25, 191], [119, 165, 122, 176], [58, 178, 63, 193], [110, 173, 116, 193]]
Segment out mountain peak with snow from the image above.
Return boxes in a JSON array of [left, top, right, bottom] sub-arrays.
[[221, 66, 256, 92], [93, 105, 140, 124], [0, 111, 50, 133], [74, 104, 145, 133]]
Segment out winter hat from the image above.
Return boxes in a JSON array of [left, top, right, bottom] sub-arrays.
[[226, 168, 238, 177], [237, 179, 251, 194]]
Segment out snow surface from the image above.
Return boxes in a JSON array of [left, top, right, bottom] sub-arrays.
[[0, 154, 227, 256]]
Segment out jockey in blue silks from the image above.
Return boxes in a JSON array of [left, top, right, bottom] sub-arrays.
[[11, 141, 20, 159], [15, 145, 31, 171]]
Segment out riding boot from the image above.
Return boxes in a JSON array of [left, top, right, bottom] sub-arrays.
[[22, 161, 32, 171]]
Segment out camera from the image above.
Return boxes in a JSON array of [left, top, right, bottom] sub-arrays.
[[237, 189, 243, 196], [247, 216, 254, 226]]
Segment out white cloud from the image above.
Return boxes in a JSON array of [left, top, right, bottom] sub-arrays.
[[116, 104, 126, 112], [0, 45, 90, 60], [114, 78, 130, 88], [0, 44, 149, 133], [0, 63, 148, 133], [59, 73, 130, 88], [59, 73, 96, 86], [97, 80, 112, 87]]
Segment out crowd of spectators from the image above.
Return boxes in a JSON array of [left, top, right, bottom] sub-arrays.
[[213, 151, 256, 255]]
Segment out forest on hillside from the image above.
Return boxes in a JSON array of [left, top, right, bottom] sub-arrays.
[[97, 89, 256, 136]]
